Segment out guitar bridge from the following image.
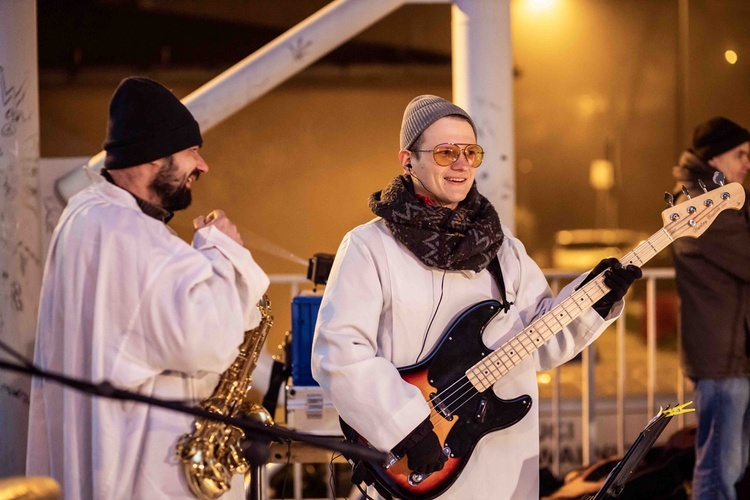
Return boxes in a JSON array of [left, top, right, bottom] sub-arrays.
[[431, 392, 454, 420]]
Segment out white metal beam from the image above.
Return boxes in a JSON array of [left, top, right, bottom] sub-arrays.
[[55, 0, 516, 228], [452, 0, 515, 230], [56, 0, 408, 200]]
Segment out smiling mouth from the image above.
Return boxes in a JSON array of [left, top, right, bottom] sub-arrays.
[[186, 170, 201, 185], [445, 177, 467, 184]]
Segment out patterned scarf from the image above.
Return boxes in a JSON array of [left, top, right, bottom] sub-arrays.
[[369, 175, 504, 272]]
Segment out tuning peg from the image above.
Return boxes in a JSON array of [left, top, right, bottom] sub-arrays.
[[698, 179, 708, 193], [713, 171, 725, 186], [664, 192, 674, 207], [681, 185, 691, 200]]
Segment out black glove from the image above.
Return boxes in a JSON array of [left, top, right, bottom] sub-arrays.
[[578, 257, 642, 318], [395, 419, 447, 474]]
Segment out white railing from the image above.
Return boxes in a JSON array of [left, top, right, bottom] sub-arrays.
[[544, 267, 686, 475], [270, 266, 686, 477]]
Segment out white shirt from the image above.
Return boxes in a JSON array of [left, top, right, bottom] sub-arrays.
[[26, 173, 269, 500]]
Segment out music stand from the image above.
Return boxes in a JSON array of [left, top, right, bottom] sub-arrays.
[[588, 402, 694, 500]]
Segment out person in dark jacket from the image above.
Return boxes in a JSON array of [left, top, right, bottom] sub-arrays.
[[671, 116, 750, 500]]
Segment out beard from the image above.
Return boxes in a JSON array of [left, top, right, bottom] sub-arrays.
[[149, 156, 198, 212]]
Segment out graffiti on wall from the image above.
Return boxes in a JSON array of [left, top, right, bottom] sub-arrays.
[[0, 65, 28, 137], [0, 60, 41, 392]]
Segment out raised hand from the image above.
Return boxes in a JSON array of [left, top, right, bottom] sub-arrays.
[[193, 209, 243, 246], [578, 257, 643, 318]]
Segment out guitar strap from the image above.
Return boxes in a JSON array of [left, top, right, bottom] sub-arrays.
[[344, 256, 512, 497], [487, 256, 513, 313]]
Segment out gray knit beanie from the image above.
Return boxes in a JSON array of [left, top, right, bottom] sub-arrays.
[[400, 95, 477, 150]]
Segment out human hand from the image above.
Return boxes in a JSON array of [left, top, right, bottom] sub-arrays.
[[578, 257, 642, 318], [405, 430, 447, 474], [193, 209, 243, 246], [394, 418, 447, 474]]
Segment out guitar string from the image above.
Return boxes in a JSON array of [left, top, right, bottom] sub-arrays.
[[423, 274, 611, 429], [419, 193, 728, 432], [421, 225, 688, 430], [423, 265, 618, 424]]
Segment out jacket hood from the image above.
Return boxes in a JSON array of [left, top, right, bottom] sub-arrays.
[[673, 150, 718, 184]]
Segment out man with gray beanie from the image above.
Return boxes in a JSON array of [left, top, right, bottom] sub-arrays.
[[26, 76, 269, 499], [671, 116, 750, 500], [312, 95, 640, 499]]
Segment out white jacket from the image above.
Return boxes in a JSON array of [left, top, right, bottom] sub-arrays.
[[312, 218, 619, 500], [26, 174, 269, 500]]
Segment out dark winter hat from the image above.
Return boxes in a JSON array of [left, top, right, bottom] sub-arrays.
[[400, 95, 477, 150], [103, 77, 202, 170], [690, 116, 750, 162]]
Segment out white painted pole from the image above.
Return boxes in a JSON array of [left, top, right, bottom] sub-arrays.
[[0, 0, 42, 477], [452, 0, 515, 231], [55, 0, 408, 201]]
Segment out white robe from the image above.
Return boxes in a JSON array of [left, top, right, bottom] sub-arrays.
[[311, 218, 620, 500], [26, 173, 269, 500]]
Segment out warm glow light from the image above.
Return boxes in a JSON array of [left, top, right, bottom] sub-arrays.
[[526, 0, 557, 13], [577, 94, 608, 118], [725, 50, 738, 64], [537, 373, 552, 384], [589, 159, 615, 191]]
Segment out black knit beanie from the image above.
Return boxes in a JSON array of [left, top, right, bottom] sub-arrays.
[[690, 116, 750, 162], [103, 77, 202, 170]]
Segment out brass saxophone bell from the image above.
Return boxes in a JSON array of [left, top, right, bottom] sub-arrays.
[[175, 296, 275, 499]]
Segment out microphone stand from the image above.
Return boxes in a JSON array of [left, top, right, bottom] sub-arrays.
[[0, 359, 387, 498]]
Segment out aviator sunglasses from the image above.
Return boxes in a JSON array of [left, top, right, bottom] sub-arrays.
[[411, 143, 485, 168]]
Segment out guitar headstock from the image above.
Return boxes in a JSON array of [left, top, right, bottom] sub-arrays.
[[661, 182, 745, 239]]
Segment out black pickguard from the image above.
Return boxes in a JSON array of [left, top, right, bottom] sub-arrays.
[[401, 299, 533, 458]]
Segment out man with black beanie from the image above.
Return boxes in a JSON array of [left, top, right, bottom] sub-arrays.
[[311, 95, 641, 499], [671, 116, 750, 500], [26, 77, 269, 499]]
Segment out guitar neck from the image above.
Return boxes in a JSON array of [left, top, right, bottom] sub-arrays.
[[466, 228, 673, 392]]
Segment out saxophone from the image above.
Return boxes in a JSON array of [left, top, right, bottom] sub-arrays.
[[175, 295, 274, 499]]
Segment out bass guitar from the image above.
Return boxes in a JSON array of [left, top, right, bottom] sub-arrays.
[[341, 182, 745, 500]]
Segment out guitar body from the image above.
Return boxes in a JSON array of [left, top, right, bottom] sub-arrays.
[[341, 300, 533, 500]]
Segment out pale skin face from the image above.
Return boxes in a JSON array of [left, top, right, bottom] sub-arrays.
[[398, 117, 477, 210], [708, 141, 750, 184]]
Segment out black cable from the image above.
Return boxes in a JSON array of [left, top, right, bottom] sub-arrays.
[[280, 439, 292, 500], [328, 452, 342, 499], [415, 270, 447, 363], [0, 337, 34, 367]]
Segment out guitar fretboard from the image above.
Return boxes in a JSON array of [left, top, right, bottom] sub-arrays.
[[464, 184, 742, 392], [465, 229, 674, 392]]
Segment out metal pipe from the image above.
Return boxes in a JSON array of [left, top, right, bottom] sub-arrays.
[[581, 345, 595, 466], [646, 277, 657, 418], [616, 313, 626, 456], [550, 278, 562, 476], [55, 0, 408, 201], [452, 0, 515, 230]]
